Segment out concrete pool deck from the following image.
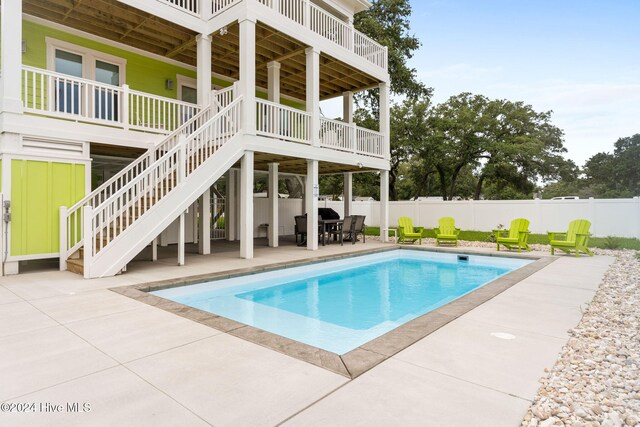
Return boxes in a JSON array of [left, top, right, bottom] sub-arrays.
[[0, 239, 614, 426]]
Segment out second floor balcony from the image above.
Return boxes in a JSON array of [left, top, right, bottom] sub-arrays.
[[19, 65, 387, 159]]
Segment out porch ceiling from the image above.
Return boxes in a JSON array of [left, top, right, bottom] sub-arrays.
[[234, 152, 377, 175], [24, 0, 380, 101]]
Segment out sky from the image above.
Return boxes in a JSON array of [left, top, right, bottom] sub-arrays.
[[322, 0, 640, 166]]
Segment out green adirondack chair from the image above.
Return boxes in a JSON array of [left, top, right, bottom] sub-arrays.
[[548, 219, 594, 257], [397, 217, 423, 244], [434, 217, 460, 246], [495, 218, 531, 252]]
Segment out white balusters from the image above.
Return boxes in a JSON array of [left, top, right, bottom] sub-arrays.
[[256, 99, 311, 143]]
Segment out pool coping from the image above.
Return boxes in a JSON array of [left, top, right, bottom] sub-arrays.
[[111, 245, 557, 379]]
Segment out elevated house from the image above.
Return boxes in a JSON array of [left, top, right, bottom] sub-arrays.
[[0, 0, 391, 278]]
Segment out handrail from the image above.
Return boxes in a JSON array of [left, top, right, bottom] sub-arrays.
[[61, 87, 235, 264], [87, 97, 243, 258]]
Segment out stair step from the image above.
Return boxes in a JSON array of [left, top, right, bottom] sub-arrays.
[[66, 257, 84, 275]]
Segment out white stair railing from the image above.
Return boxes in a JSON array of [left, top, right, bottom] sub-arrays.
[[60, 88, 235, 268], [83, 97, 243, 271]]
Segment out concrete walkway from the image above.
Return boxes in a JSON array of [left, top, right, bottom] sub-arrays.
[[0, 240, 614, 426]]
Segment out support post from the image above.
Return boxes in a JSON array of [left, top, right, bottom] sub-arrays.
[[226, 170, 236, 241], [306, 47, 320, 146], [267, 61, 281, 102], [152, 237, 158, 261], [178, 212, 185, 266], [196, 34, 212, 107], [82, 206, 93, 279], [239, 18, 257, 135], [306, 160, 319, 250], [59, 206, 68, 271], [380, 170, 389, 243], [240, 152, 254, 259], [379, 82, 391, 160], [0, 0, 23, 113], [198, 187, 211, 254], [343, 172, 353, 217], [268, 163, 279, 247]]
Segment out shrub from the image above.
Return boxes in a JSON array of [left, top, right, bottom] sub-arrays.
[[488, 224, 504, 243], [215, 215, 225, 229], [602, 236, 623, 250]]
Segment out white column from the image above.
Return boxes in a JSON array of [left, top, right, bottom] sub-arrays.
[[379, 82, 391, 160], [178, 212, 185, 265], [239, 18, 257, 135], [198, 187, 211, 254], [380, 170, 389, 243], [343, 91, 354, 123], [196, 34, 212, 106], [226, 170, 236, 241], [306, 47, 320, 146], [0, 0, 23, 113], [267, 61, 281, 102], [306, 160, 319, 250], [344, 172, 353, 217], [152, 238, 158, 261], [235, 169, 241, 240], [240, 152, 254, 258], [268, 163, 279, 247]]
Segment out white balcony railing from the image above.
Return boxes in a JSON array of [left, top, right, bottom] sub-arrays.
[[319, 117, 353, 152], [243, 0, 387, 70], [319, 117, 385, 159], [21, 66, 200, 134], [356, 126, 385, 158], [256, 98, 311, 144]]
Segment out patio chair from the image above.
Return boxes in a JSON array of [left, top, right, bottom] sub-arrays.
[[294, 214, 324, 246], [342, 215, 366, 244], [548, 219, 594, 257], [434, 217, 460, 246], [397, 217, 423, 245], [327, 216, 351, 245], [495, 218, 531, 252]]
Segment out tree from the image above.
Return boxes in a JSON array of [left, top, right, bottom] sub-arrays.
[[581, 134, 640, 197], [472, 98, 567, 199], [413, 93, 568, 200], [354, 0, 432, 112]]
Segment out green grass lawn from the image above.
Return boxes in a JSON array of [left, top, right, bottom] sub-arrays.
[[364, 226, 640, 250]]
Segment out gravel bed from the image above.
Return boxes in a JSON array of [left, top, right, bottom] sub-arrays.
[[372, 235, 639, 425], [521, 249, 640, 427]]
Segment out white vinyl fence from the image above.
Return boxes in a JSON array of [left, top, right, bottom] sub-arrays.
[[316, 198, 640, 239]]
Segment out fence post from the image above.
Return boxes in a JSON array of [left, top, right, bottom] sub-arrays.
[[121, 84, 130, 130], [635, 196, 640, 239], [83, 205, 93, 279], [59, 206, 67, 271]]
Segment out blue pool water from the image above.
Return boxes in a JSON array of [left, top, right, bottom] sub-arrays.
[[153, 250, 531, 354]]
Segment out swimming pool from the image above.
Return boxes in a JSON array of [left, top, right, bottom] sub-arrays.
[[152, 250, 532, 354]]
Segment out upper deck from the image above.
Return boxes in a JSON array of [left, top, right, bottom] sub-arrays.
[[23, 0, 387, 77]]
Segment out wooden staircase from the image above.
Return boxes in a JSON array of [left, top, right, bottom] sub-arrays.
[[60, 94, 243, 278]]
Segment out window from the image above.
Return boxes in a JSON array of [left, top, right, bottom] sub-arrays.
[[47, 38, 127, 122]]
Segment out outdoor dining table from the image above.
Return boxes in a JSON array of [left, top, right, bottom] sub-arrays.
[[319, 218, 344, 246], [297, 218, 344, 246]]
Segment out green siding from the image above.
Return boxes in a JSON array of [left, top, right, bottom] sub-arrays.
[[11, 159, 85, 256], [20, 20, 305, 109]]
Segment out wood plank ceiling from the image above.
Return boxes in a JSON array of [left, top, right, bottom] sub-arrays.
[[237, 153, 376, 175], [24, 0, 380, 101]]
